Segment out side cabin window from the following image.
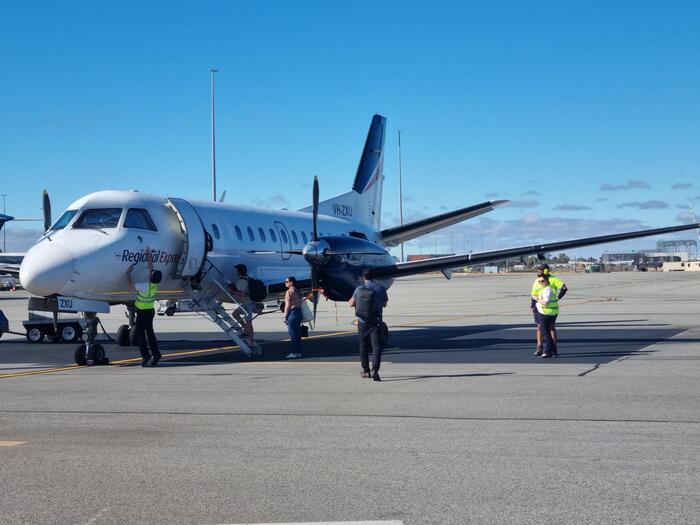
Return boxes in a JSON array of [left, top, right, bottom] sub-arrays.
[[211, 224, 220, 239], [280, 230, 288, 244], [258, 227, 266, 242], [291, 231, 298, 244], [234, 226, 243, 241], [301, 231, 308, 244], [50, 210, 78, 230], [269, 228, 277, 243], [73, 208, 122, 230], [247, 226, 255, 241], [124, 208, 158, 231]]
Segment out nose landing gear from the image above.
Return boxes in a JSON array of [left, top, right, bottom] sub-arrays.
[[116, 305, 138, 347], [74, 312, 109, 366]]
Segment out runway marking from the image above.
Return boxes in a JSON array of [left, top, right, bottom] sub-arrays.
[[0, 409, 697, 424], [218, 521, 401, 525], [0, 441, 27, 446]]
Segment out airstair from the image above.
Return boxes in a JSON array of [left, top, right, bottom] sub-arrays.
[[183, 259, 262, 358]]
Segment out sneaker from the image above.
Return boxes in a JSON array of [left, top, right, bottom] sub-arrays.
[[141, 358, 151, 367], [285, 352, 299, 359], [540, 353, 552, 359], [534, 349, 543, 356], [372, 372, 381, 381], [361, 371, 370, 378], [150, 356, 161, 367]]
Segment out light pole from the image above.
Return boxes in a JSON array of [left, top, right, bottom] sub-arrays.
[[210, 68, 218, 202], [397, 129, 404, 262], [1, 193, 6, 253]]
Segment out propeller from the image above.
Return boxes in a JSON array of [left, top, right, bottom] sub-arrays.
[[310, 176, 320, 323], [42, 190, 52, 232]]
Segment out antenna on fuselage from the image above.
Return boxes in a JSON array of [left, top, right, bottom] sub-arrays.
[[210, 67, 218, 202]]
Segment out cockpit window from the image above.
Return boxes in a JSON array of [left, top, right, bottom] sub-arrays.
[[73, 208, 122, 230], [124, 208, 157, 231], [49, 210, 78, 230]]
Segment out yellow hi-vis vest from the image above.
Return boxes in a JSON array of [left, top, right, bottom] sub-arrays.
[[135, 283, 158, 310], [538, 286, 560, 316]]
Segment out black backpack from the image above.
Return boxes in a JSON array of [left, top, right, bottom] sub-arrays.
[[245, 277, 268, 302], [354, 286, 378, 323]]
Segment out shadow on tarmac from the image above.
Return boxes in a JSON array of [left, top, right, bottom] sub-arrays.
[[157, 319, 688, 367]]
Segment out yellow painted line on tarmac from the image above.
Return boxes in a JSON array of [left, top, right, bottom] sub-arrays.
[[0, 330, 357, 379], [0, 441, 27, 446], [0, 364, 85, 379]]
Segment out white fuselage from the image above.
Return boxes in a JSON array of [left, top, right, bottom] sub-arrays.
[[20, 190, 378, 303]]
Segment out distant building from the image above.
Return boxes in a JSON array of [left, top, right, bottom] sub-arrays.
[[663, 261, 700, 272]]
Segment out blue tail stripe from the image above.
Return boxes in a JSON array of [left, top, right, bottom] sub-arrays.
[[352, 114, 386, 194]]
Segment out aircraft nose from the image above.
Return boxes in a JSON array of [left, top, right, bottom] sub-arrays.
[[20, 243, 74, 296]]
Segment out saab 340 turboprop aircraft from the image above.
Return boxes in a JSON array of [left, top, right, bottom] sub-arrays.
[[15, 114, 700, 365]]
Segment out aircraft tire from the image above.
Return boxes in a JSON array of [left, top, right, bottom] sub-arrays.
[[116, 325, 130, 347], [92, 344, 107, 365], [129, 326, 139, 346], [165, 307, 175, 317], [74, 344, 87, 366]]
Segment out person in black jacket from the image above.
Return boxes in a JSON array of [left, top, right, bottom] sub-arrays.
[[349, 269, 388, 381]]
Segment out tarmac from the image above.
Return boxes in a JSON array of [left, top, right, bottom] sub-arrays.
[[0, 271, 698, 524]]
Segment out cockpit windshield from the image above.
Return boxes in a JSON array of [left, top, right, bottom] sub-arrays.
[[73, 208, 123, 230], [49, 210, 78, 230]]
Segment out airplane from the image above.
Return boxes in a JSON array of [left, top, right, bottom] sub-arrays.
[[16, 114, 700, 366], [0, 191, 52, 275]]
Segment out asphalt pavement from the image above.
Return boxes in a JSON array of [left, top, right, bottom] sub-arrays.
[[0, 271, 698, 524]]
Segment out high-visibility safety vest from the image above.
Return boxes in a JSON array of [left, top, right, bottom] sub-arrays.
[[135, 283, 158, 310], [531, 275, 564, 298], [538, 286, 560, 316]]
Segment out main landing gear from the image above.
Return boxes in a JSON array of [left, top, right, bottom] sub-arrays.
[[116, 305, 138, 347], [74, 312, 109, 366]]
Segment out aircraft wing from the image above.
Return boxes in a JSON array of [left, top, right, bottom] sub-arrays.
[[379, 200, 508, 247], [373, 222, 700, 279]]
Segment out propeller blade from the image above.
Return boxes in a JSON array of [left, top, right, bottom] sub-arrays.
[[247, 249, 304, 255], [42, 190, 52, 231], [312, 176, 319, 242], [219, 190, 227, 203], [323, 250, 386, 256]]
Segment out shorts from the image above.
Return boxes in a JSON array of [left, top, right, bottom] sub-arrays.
[[534, 310, 557, 325]]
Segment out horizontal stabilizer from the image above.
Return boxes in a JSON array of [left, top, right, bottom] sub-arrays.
[[374, 222, 700, 279], [380, 200, 508, 247]]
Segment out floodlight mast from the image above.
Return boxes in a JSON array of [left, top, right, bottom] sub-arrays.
[[397, 129, 404, 262], [210, 68, 218, 202]]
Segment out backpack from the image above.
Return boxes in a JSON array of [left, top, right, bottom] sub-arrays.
[[245, 277, 268, 302], [354, 286, 378, 323]]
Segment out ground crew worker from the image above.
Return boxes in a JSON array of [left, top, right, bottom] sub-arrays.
[[531, 263, 567, 356], [126, 247, 162, 367], [349, 268, 388, 381], [534, 273, 559, 358]]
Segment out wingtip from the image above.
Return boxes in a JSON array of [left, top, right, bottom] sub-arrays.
[[490, 199, 510, 207]]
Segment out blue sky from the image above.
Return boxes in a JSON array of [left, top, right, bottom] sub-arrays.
[[1, 1, 699, 256]]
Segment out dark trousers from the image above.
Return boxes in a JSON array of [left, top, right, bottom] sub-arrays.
[[538, 314, 557, 355], [358, 321, 382, 373], [286, 307, 303, 355], [135, 308, 160, 361]]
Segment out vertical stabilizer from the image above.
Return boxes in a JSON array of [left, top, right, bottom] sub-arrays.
[[301, 114, 386, 230]]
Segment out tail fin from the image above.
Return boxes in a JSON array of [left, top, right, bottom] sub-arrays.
[[301, 114, 386, 230]]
